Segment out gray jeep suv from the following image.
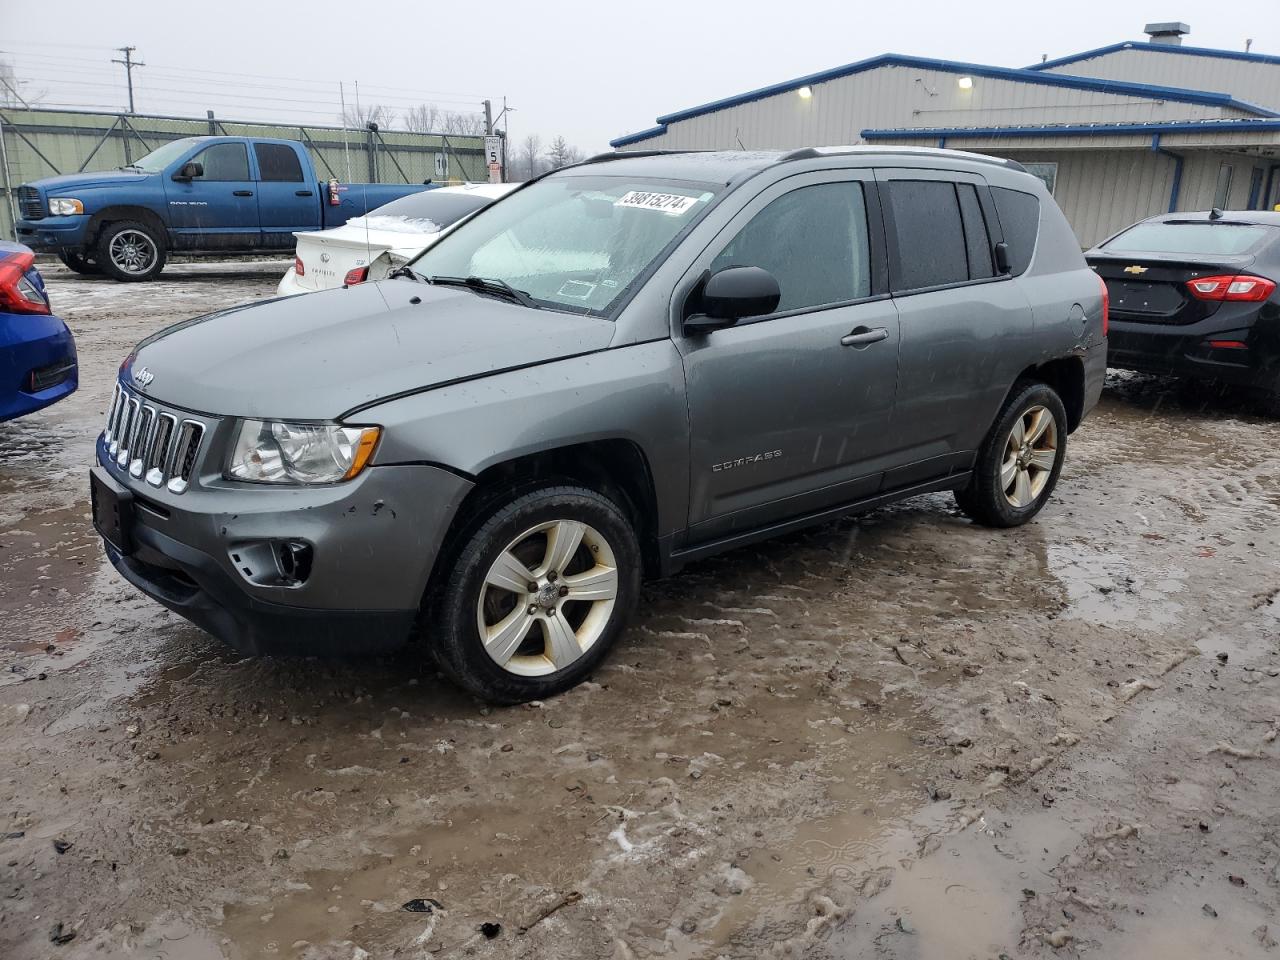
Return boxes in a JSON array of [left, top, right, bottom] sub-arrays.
[[90, 147, 1106, 703]]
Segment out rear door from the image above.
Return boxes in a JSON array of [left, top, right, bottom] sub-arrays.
[[678, 170, 902, 540], [254, 142, 319, 248], [877, 169, 1033, 478], [164, 141, 258, 249]]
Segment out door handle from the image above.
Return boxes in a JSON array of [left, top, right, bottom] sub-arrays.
[[840, 326, 889, 348], [295, 190, 314, 197], [233, 190, 254, 197]]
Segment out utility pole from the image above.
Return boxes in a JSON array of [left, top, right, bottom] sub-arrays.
[[483, 99, 493, 136], [112, 46, 144, 114]]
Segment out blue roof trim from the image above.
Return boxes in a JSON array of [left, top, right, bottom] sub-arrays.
[[611, 53, 1276, 145], [609, 124, 669, 148], [1029, 40, 1280, 71], [861, 119, 1280, 139]]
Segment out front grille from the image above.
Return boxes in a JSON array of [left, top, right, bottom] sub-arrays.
[[18, 186, 44, 221], [103, 383, 207, 494]]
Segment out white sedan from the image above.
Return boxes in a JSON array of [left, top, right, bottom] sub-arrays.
[[277, 182, 517, 295]]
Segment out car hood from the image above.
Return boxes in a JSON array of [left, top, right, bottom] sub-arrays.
[[25, 170, 151, 193], [125, 279, 616, 420]]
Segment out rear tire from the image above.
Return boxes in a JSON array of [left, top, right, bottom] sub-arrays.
[[96, 220, 166, 282], [427, 484, 641, 704], [955, 381, 1068, 528], [58, 252, 100, 275]]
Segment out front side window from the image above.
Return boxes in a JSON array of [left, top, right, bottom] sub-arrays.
[[410, 174, 719, 316], [193, 143, 250, 182], [710, 181, 871, 313]]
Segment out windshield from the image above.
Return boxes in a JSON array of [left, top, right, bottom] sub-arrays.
[[1104, 221, 1274, 257], [353, 191, 493, 235], [408, 174, 720, 316], [129, 138, 202, 173]]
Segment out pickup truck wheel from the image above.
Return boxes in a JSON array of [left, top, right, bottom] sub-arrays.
[[955, 381, 1068, 528], [430, 484, 641, 704], [58, 252, 100, 275], [97, 221, 166, 282]]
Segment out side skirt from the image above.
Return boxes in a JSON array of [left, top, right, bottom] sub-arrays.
[[660, 472, 972, 576]]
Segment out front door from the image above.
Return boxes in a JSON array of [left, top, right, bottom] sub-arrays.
[[164, 141, 259, 250], [677, 172, 902, 542]]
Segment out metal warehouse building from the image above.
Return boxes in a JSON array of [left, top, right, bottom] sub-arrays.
[[611, 24, 1280, 246]]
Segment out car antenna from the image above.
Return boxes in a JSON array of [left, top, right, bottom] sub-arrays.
[[1210, 207, 1224, 221]]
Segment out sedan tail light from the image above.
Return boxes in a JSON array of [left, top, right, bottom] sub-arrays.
[[1097, 272, 1109, 337], [344, 266, 369, 285], [294, 255, 305, 277], [0, 251, 51, 315], [1186, 274, 1276, 302]]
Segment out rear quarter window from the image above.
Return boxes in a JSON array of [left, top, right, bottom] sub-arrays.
[[991, 187, 1040, 275]]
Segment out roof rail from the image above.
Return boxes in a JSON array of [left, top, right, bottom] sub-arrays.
[[581, 148, 703, 164], [778, 144, 1028, 172]]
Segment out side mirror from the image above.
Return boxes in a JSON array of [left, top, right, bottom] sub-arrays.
[[994, 241, 1012, 275], [685, 266, 781, 333], [173, 161, 203, 182]]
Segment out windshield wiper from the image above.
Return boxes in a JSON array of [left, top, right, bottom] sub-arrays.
[[119, 164, 144, 172], [427, 275, 539, 310], [387, 265, 422, 281]]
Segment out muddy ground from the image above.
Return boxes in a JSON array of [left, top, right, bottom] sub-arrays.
[[2, 264, 1278, 960]]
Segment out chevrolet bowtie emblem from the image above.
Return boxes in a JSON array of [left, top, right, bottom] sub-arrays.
[[1123, 265, 1148, 275]]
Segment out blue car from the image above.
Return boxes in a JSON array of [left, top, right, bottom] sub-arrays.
[[1, 241, 77, 421]]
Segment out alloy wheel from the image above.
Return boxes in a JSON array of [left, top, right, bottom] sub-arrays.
[[475, 519, 619, 677], [1002, 404, 1058, 508], [108, 229, 158, 275]]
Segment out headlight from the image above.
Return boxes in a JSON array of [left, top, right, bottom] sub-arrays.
[[48, 198, 84, 216], [226, 420, 381, 484]]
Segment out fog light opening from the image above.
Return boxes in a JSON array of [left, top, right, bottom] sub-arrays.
[[276, 541, 314, 586]]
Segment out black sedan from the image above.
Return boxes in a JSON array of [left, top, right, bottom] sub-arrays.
[[1086, 211, 1280, 403]]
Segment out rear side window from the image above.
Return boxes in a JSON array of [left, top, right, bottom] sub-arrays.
[[192, 143, 250, 181], [958, 184, 994, 279], [711, 181, 872, 313], [886, 180, 968, 291], [1103, 221, 1273, 256], [255, 143, 305, 182], [991, 187, 1040, 276]]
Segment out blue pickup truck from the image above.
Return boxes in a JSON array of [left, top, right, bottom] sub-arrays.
[[15, 136, 433, 281]]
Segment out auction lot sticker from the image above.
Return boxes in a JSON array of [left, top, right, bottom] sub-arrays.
[[615, 190, 699, 214]]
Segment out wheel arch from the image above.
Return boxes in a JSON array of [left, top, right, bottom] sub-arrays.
[[436, 438, 664, 581], [1010, 356, 1086, 432], [86, 206, 168, 250]]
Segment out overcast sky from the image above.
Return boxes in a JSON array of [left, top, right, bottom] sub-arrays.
[[2, 1, 1277, 153]]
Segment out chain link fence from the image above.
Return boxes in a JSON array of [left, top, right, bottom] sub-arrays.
[[0, 107, 488, 239]]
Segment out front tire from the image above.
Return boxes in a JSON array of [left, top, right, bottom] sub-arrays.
[[96, 220, 166, 282], [955, 381, 1068, 527], [58, 251, 100, 275], [429, 484, 641, 704]]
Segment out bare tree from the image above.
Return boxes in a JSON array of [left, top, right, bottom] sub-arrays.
[[340, 102, 394, 130], [403, 102, 442, 133], [0, 59, 42, 108], [440, 110, 486, 136], [514, 134, 543, 182], [546, 136, 584, 170]]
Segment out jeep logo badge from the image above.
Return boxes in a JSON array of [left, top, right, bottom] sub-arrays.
[[133, 366, 155, 388]]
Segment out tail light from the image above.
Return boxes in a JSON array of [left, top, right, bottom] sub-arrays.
[[1186, 274, 1276, 302], [344, 266, 369, 285], [294, 255, 305, 277], [0, 251, 51, 315], [1097, 272, 1109, 337]]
